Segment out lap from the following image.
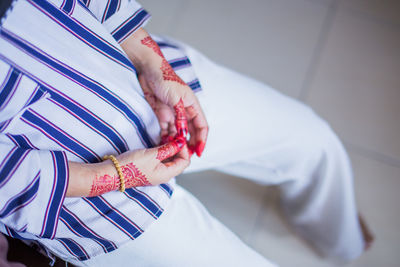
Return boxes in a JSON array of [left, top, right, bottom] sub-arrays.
[[177, 40, 332, 174], [75, 185, 276, 267]]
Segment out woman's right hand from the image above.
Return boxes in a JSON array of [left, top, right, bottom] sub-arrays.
[[66, 137, 189, 198], [115, 137, 188, 188]]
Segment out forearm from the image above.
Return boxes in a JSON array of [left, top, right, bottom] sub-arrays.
[[120, 28, 161, 74], [121, 28, 185, 85], [66, 159, 148, 198], [65, 138, 185, 198], [66, 160, 118, 197]]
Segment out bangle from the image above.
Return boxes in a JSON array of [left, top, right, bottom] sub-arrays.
[[103, 155, 125, 193]]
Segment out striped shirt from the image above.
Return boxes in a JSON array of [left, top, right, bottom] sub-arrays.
[[0, 0, 201, 262]]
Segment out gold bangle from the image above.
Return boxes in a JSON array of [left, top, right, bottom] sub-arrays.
[[103, 155, 125, 193]]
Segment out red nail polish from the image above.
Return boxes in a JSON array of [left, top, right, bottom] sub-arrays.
[[188, 145, 195, 158], [195, 141, 205, 157]]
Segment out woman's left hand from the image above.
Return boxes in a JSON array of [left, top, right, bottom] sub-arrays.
[[121, 29, 208, 157]]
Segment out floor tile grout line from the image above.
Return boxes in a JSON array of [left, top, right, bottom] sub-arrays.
[[298, 0, 338, 101], [345, 141, 400, 169]]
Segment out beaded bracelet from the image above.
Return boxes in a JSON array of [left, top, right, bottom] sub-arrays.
[[103, 155, 125, 193]]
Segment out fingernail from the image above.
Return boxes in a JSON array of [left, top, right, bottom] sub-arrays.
[[188, 145, 195, 158], [195, 141, 205, 157]]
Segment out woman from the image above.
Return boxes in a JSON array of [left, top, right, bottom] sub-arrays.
[[0, 0, 371, 266]]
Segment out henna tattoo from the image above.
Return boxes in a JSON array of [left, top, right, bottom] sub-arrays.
[[174, 99, 188, 138], [89, 174, 119, 197], [121, 162, 151, 188], [141, 36, 163, 57], [140, 36, 189, 140], [89, 163, 151, 197], [160, 60, 186, 85], [141, 36, 186, 85], [157, 143, 176, 161], [157, 137, 186, 161], [160, 134, 174, 145]]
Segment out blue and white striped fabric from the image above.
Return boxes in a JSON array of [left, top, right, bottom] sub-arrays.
[[0, 0, 201, 262]]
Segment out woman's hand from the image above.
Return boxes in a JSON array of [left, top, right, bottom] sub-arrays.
[[138, 69, 207, 156], [115, 136, 188, 188], [121, 29, 208, 157], [66, 137, 189, 198]]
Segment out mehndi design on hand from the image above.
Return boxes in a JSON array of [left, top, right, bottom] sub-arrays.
[[89, 174, 119, 197], [89, 162, 151, 197], [174, 98, 188, 139], [121, 163, 151, 188], [157, 137, 186, 161], [141, 36, 185, 85]]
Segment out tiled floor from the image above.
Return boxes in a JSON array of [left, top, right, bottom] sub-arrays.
[[143, 0, 400, 266]]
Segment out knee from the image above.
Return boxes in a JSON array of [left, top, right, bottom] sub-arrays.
[[293, 108, 345, 167]]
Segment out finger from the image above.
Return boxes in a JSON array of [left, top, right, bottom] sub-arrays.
[[187, 144, 195, 158], [160, 120, 176, 145], [195, 140, 206, 157], [193, 127, 207, 157], [165, 144, 190, 166], [156, 137, 186, 162], [187, 122, 196, 146], [168, 121, 177, 138], [160, 134, 169, 145], [159, 146, 190, 178], [174, 98, 188, 139], [160, 134, 174, 145], [159, 122, 170, 142], [186, 123, 197, 159], [186, 103, 208, 157], [156, 104, 175, 145]]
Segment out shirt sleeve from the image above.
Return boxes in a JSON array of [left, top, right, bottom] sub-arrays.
[[0, 61, 69, 240], [0, 133, 69, 241], [84, 0, 151, 43]]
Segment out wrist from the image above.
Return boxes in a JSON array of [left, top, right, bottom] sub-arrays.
[[88, 160, 120, 197], [121, 28, 162, 73]]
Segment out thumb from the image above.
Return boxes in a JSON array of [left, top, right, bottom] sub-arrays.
[[147, 138, 190, 182], [156, 145, 190, 180], [154, 137, 186, 162]]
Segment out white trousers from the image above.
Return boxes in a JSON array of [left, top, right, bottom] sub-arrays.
[[74, 40, 364, 266]]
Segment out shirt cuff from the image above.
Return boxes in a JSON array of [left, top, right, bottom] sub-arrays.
[[36, 150, 69, 239], [102, 1, 151, 44]]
